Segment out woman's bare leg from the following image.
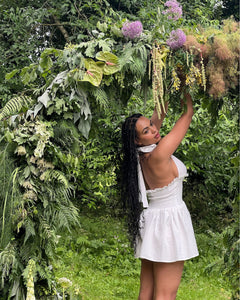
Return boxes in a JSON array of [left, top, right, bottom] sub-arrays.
[[138, 259, 154, 300], [153, 261, 184, 300]]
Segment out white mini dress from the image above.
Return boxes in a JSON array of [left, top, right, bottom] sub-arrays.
[[135, 155, 199, 262]]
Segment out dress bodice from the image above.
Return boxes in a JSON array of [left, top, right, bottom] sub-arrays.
[[146, 155, 188, 206]]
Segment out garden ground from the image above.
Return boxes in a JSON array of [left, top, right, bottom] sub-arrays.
[[54, 209, 232, 299]]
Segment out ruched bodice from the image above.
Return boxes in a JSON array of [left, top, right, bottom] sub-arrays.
[[146, 155, 187, 208], [135, 155, 199, 263]]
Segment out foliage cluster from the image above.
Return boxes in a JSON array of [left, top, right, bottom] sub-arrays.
[[0, 101, 122, 297], [0, 120, 80, 298], [179, 106, 238, 228], [1, 4, 239, 128]]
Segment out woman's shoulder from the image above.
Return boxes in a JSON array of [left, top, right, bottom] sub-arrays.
[[143, 151, 172, 173]]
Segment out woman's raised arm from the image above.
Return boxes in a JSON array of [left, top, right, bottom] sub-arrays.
[[151, 102, 169, 131], [153, 94, 194, 159]]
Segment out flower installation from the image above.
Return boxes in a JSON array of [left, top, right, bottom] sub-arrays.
[[121, 1, 239, 117]]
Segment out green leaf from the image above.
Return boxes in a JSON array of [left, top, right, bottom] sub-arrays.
[[97, 21, 108, 32], [55, 98, 65, 113], [85, 43, 96, 58], [29, 67, 38, 82], [82, 59, 104, 87], [5, 69, 19, 80], [20, 67, 31, 84], [38, 92, 50, 108], [0, 96, 34, 120], [20, 65, 37, 85], [23, 166, 31, 178], [39, 48, 61, 72], [96, 52, 120, 75], [37, 71, 68, 109], [97, 40, 111, 52], [40, 55, 53, 71], [110, 25, 123, 37], [78, 116, 92, 139]]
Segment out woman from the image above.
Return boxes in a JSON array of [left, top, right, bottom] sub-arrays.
[[121, 94, 198, 300]]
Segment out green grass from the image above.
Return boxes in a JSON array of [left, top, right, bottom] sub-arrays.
[[53, 210, 232, 300]]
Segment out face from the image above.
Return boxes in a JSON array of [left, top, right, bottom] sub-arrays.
[[135, 116, 161, 146]]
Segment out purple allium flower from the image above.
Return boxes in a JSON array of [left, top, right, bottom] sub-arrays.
[[166, 29, 186, 50], [122, 21, 143, 39], [162, 0, 182, 20]]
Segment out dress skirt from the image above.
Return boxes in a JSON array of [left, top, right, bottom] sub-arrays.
[[135, 156, 199, 263]]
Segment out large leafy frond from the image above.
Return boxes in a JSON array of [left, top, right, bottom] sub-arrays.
[[129, 56, 147, 78], [0, 243, 17, 287], [54, 203, 79, 231], [91, 88, 109, 109], [118, 44, 135, 69], [133, 44, 149, 61], [0, 96, 34, 120], [23, 218, 36, 244], [41, 169, 70, 189]]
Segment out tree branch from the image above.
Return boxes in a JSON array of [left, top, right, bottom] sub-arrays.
[[52, 15, 70, 43]]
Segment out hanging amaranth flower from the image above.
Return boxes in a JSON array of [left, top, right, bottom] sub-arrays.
[[166, 29, 186, 50], [122, 21, 143, 39], [162, 0, 182, 20]]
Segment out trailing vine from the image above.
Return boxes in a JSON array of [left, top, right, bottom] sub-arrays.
[[151, 44, 168, 117]]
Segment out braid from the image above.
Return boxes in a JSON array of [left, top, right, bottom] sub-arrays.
[[121, 113, 143, 249]]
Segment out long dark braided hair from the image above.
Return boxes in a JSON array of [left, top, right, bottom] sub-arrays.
[[121, 113, 143, 250]]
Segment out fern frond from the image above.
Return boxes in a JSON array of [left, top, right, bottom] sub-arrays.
[[53, 120, 83, 154], [118, 44, 135, 69], [38, 217, 61, 259], [119, 44, 147, 78], [35, 260, 53, 289], [41, 169, 70, 188], [132, 56, 147, 78], [91, 88, 109, 109], [23, 218, 36, 244], [54, 203, 79, 231], [0, 242, 17, 286], [59, 186, 73, 202], [0, 96, 34, 120], [39, 217, 57, 245], [20, 240, 39, 264], [53, 184, 73, 204], [75, 235, 91, 247], [133, 44, 148, 61]]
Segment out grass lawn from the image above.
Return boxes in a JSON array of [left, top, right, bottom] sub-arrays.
[[53, 210, 232, 299]]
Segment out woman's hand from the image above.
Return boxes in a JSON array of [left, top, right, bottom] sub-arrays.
[[184, 93, 194, 116], [151, 101, 169, 131], [180, 93, 193, 115]]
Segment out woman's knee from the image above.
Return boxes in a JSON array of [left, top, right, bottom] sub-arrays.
[[138, 279, 154, 300], [153, 289, 178, 300], [153, 261, 184, 300], [138, 289, 154, 300]]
